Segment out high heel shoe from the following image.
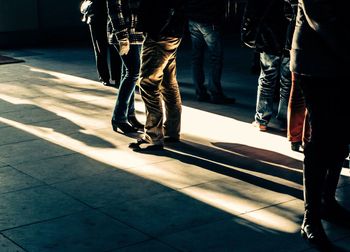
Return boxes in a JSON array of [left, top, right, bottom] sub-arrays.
[[111, 120, 138, 133], [128, 116, 144, 130]]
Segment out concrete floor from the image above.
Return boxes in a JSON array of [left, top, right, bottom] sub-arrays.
[[0, 37, 349, 252]]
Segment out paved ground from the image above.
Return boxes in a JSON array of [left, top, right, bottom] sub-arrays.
[[0, 36, 349, 252]]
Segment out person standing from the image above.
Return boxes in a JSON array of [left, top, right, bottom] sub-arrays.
[[290, 0, 349, 249], [107, 0, 145, 133], [129, 0, 187, 150], [185, 0, 235, 104], [241, 0, 292, 131], [85, 0, 122, 86]]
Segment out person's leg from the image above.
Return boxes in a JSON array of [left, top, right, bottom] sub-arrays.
[[109, 45, 122, 87], [201, 23, 224, 98], [160, 38, 182, 141], [112, 44, 142, 133], [188, 20, 208, 100], [276, 55, 292, 128], [255, 52, 280, 127], [138, 36, 172, 146], [298, 76, 329, 246], [321, 81, 350, 222], [297, 74, 349, 247], [89, 19, 110, 84]]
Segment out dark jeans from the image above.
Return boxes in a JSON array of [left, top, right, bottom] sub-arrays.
[[89, 20, 121, 83], [139, 36, 182, 145], [188, 20, 223, 98], [255, 52, 291, 125], [295, 73, 349, 220], [112, 44, 142, 122]]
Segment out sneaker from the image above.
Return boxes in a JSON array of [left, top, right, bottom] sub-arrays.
[[252, 121, 267, 131]]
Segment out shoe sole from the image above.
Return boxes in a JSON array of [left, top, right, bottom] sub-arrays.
[[252, 121, 267, 131]]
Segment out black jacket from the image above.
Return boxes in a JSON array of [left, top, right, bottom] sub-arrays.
[[88, 0, 108, 23], [185, 0, 225, 25], [241, 0, 290, 55], [290, 0, 341, 77], [106, 0, 144, 44], [137, 0, 187, 39]]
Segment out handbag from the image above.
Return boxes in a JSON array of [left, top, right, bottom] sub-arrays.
[[80, 0, 95, 24]]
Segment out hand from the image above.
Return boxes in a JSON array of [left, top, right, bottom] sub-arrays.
[[118, 38, 130, 56]]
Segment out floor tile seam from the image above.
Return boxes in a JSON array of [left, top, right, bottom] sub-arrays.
[[0, 183, 46, 196], [104, 238, 184, 252], [101, 238, 154, 252], [96, 197, 237, 241], [175, 182, 300, 218], [9, 153, 77, 168], [0, 209, 93, 234], [125, 158, 182, 172], [0, 138, 41, 148], [44, 183, 102, 210], [155, 214, 236, 241], [94, 208, 157, 242], [0, 163, 46, 192], [48, 168, 179, 211], [96, 205, 234, 246], [46, 167, 140, 187], [174, 178, 231, 191], [237, 198, 301, 216], [0, 232, 29, 252]]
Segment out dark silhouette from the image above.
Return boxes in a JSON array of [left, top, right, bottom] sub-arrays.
[[290, 0, 350, 250]]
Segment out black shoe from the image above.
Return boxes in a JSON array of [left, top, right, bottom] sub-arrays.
[[301, 219, 332, 251], [211, 95, 236, 104], [128, 116, 144, 130], [129, 138, 163, 151], [112, 120, 138, 133], [291, 141, 302, 152]]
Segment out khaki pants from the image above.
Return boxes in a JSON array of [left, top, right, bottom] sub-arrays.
[[139, 35, 182, 145]]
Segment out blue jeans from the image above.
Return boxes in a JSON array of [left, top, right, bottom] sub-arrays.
[[113, 44, 142, 122], [188, 20, 223, 97], [255, 52, 291, 125]]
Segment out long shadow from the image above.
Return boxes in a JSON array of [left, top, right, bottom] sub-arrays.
[[0, 99, 115, 149], [134, 139, 304, 200], [1, 79, 347, 252], [0, 118, 318, 252]]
